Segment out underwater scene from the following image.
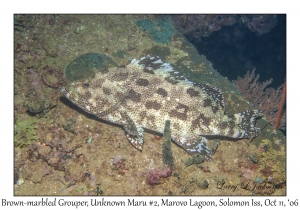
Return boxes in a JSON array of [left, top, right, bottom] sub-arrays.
[[14, 14, 286, 196]]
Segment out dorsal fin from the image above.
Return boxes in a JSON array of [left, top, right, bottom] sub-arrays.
[[129, 55, 194, 85], [129, 55, 225, 113], [194, 83, 225, 112]]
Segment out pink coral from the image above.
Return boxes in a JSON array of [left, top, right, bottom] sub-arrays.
[[146, 167, 172, 185], [147, 169, 161, 185], [158, 167, 172, 178]]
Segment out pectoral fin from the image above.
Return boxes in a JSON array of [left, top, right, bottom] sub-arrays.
[[121, 111, 144, 151], [125, 126, 144, 151]]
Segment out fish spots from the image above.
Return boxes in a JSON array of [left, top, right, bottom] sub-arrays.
[[139, 111, 147, 120], [211, 106, 219, 114], [169, 103, 189, 120], [83, 91, 92, 100], [187, 87, 199, 97], [145, 100, 161, 110], [219, 121, 230, 130], [136, 78, 149, 87], [114, 72, 128, 81], [128, 89, 141, 102], [195, 83, 225, 111], [203, 98, 219, 113], [103, 87, 111, 95], [93, 78, 105, 88], [203, 98, 212, 107], [145, 115, 156, 127], [156, 88, 168, 97], [165, 77, 179, 85], [143, 68, 155, 74], [191, 113, 211, 131], [173, 122, 181, 131]]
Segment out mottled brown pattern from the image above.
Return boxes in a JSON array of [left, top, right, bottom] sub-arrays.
[[173, 122, 181, 131], [116, 92, 125, 99], [83, 91, 92, 100], [93, 78, 105, 88], [211, 106, 219, 114], [165, 77, 179, 84], [114, 72, 128, 81], [146, 115, 156, 127], [219, 122, 228, 129], [143, 68, 155, 74], [127, 89, 141, 102], [191, 113, 211, 131], [61, 55, 262, 159], [103, 87, 111, 95], [156, 88, 168, 97], [187, 87, 199, 97], [139, 111, 147, 120], [228, 127, 234, 136], [195, 83, 225, 110], [169, 103, 189, 120], [136, 78, 149, 87], [203, 98, 212, 107], [145, 100, 161, 110]]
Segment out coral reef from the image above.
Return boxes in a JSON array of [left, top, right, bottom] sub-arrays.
[[257, 139, 286, 185], [172, 15, 238, 41], [240, 15, 277, 36], [136, 18, 175, 44], [172, 15, 277, 42], [24, 69, 57, 116], [13, 14, 286, 196]]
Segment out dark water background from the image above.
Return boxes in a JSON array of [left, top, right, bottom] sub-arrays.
[[189, 15, 286, 89]]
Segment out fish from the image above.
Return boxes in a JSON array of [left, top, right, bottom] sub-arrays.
[[60, 55, 262, 160]]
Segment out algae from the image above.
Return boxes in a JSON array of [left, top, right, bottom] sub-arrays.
[[136, 18, 175, 44], [14, 116, 38, 147], [65, 53, 117, 82], [257, 139, 286, 184]]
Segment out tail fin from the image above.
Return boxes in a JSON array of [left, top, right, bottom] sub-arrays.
[[233, 110, 263, 138]]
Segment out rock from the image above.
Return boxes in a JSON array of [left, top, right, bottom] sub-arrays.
[[255, 177, 264, 184], [64, 53, 117, 82], [192, 154, 204, 164], [43, 39, 58, 57], [22, 159, 53, 183], [248, 153, 259, 163], [185, 157, 194, 167], [198, 180, 209, 189]]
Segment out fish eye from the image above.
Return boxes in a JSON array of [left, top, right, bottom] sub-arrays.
[[83, 83, 89, 87]]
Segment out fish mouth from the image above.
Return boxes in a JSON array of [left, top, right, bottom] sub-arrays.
[[59, 86, 70, 98]]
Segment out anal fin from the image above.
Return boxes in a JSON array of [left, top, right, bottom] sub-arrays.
[[181, 137, 213, 161]]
